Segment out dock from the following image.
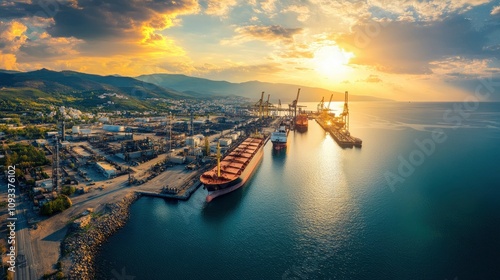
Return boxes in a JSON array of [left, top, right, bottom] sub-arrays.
[[314, 117, 362, 149], [136, 180, 202, 200], [312, 90, 362, 148]]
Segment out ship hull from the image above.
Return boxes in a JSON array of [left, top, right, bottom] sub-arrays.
[[203, 138, 265, 202], [271, 141, 287, 150], [295, 124, 308, 132], [295, 114, 308, 132]]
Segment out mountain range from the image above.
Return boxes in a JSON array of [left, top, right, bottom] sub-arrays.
[[0, 69, 389, 111], [136, 74, 389, 102]]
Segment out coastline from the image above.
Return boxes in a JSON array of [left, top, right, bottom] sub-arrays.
[[60, 191, 139, 279]]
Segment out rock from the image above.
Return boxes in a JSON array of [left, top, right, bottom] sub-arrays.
[[60, 193, 139, 279]]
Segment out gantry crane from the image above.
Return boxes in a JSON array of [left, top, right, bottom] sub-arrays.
[[317, 96, 324, 113], [263, 93, 273, 118], [254, 91, 264, 118], [337, 91, 349, 131], [288, 88, 305, 118], [327, 93, 333, 112]]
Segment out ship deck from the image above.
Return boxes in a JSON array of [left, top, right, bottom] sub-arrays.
[[200, 137, 264, 185]]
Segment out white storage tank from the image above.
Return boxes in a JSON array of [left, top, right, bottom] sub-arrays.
[[230, 133, 238, 141], [72, 126, 80, 134], [103, 124, 125, 132], [80, 129, 92, 135], [169, 156, 185, 164]]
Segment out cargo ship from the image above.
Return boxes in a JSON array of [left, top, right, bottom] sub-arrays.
[[200, 136, 266, 202], [270, 124, 289, 150], [295, 114, 308, 131]]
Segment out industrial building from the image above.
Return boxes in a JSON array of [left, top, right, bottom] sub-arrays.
[[95, 161, 117, 178]]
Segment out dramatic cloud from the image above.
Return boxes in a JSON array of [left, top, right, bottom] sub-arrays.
[[337, 16, 499, 74], [45, 0, 198, 40], [205, 0, 238, 17], [223, 25, 303, 45], [0, 0, 499, 101], [0, 53, 17, 70], [429, 57, 500, 78], [0, 21, 28, 53], [19, 33, 82, 61], [368, 0, 492, 21], [284, 5, 310, 22], [0, 0, 199, 44]]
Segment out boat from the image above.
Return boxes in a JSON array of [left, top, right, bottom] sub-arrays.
[[200, 136, 266, 202], [295, 114, 308, 131], [270, 123, 289, 150]]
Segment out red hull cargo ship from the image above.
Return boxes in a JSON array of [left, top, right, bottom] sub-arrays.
[[295, 114, 308, 131], [200, 137, 265, 202]]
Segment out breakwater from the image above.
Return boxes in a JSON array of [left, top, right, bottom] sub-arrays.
[[60, 192, 139, 279]]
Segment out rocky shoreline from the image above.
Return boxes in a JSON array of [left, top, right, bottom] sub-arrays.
[[60, 192, 139, 279]]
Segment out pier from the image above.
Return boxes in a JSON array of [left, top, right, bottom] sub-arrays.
[[315, 118, 362, 148], [136, 180, 202, 200], [312, 91, 362, 149]]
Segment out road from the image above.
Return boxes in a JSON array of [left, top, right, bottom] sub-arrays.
[[15, 195, 38, 280]]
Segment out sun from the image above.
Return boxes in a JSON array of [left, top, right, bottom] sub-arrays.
[[312, 45, 354, 77]]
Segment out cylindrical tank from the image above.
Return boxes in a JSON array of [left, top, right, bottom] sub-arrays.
[[103, 124, 125, 132]]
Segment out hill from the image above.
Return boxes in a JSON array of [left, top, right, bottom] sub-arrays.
[[0, 69, 195, 111], [136, 74, 390, 102]]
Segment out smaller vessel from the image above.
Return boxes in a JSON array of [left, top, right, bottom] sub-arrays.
[[295, 114, 308, 131], [270, 123, 289, 150]]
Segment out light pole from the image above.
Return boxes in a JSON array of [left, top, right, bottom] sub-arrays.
[[169, 112, 172, 159]]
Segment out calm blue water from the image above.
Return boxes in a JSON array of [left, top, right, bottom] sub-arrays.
[[96, 102, 500, 280]]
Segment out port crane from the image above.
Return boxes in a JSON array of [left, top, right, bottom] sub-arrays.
[[288, 88, 305, 118], [317, 96, 324, 113], [327, 93, 333, 112], [337, 91, 350, 131], [263, 93, 273, 118], [277, 99, 282, 116], [254, 91, 265, 118]]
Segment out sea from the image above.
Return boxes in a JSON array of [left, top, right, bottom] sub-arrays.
[[95, 101, 500, 280]]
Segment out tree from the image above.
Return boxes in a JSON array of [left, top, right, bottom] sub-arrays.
[[40, 195, 72, 216], [61, 186, 76, 196]]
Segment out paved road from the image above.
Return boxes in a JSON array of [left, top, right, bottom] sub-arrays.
[[15, 197, 38, 280]]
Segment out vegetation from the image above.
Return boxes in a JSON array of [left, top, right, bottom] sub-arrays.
[[61, 185, 77, 196], [40, 195, 72, 216], [0, 124, 51, 139], [0, 143, 50, 169]]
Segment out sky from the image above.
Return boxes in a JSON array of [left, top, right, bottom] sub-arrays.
[[1, 0, 500, 101]]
